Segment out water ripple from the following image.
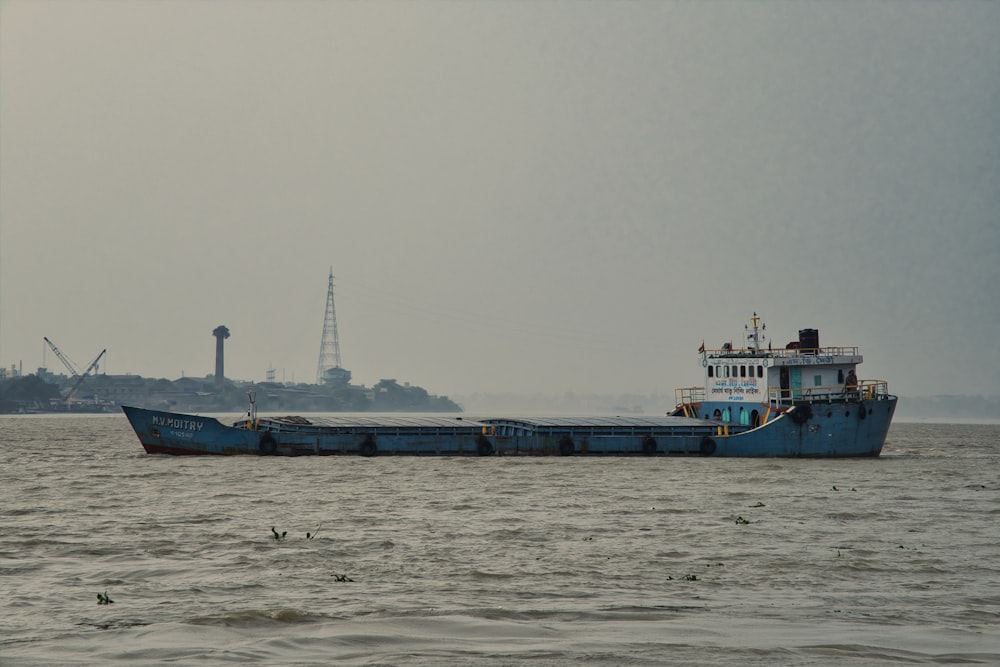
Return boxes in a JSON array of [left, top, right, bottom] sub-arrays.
[[1, 417, 999, 664]]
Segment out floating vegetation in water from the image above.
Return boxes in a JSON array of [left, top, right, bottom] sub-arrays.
[[96, 591, 114, 605], [735, 516, 750, 525], [749, 502, 766, 507], [684, 574, 699, 581], [306, 524, 322, 540], [332, 574, 353, 582], [705, 562, 724, 567], [271, 527, 287, 541], [832, 485, 839, 491]]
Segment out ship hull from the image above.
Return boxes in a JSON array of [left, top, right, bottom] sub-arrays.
[[122, 397, 896, 458]]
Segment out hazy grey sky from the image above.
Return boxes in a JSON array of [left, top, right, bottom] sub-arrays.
[[1, 1, 997, 400]]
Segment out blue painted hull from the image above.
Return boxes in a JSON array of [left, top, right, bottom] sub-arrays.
[[122, 395, 895, 458], [703, 397, 895, 457]]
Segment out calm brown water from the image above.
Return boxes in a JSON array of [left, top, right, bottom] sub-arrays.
[[1, 415, 998, 665]]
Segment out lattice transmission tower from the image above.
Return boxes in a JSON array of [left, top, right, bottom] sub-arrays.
[[316, 268, 343, 384]]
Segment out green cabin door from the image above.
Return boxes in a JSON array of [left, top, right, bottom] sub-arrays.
[[790, 367, 803, 399]]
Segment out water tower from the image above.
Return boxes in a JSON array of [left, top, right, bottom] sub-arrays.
[[212, 325, 230, 383]]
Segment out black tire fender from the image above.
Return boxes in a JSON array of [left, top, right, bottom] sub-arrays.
[[789, 404, 813, 424], [359, 435, 377, 457], [476, 435, 494, 457], [259, 433, 278, 455], [559, 437, 574, 456], [642, 437, 657, 455], [699, 436, 717, 456]]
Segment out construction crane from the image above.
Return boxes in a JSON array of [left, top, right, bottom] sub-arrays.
[[44, 337, 83, 377], [43, 337, 105, 400], [65, 349, 106, 400]]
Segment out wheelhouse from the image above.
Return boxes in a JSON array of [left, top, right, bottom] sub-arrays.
[[676, 314, 891, 426]]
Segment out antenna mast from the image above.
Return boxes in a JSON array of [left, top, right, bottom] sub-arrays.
[[316, 268, 342, 384], [745, 312, 767, 353]]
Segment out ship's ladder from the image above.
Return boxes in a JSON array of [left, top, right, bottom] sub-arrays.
[[675, 387, 704, 419]]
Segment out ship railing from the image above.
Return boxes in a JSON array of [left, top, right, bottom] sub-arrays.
[[705, 345, 860, 359], [674, 386, 706, 417], [766, 379, 891, 407], [675, 386, 705, 405]]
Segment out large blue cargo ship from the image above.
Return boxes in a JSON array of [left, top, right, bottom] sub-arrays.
[[122, 315, 896, 457]]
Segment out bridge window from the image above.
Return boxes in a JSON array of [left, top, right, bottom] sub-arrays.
[[740, 365, 747, 377], [837, 369, 845, 384], [757, 365, 764, 378], [708, 366, 714, 378], [814, 375, 823, 387]]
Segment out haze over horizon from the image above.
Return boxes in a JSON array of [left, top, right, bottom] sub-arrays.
[[1, 2, 997, 400]]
